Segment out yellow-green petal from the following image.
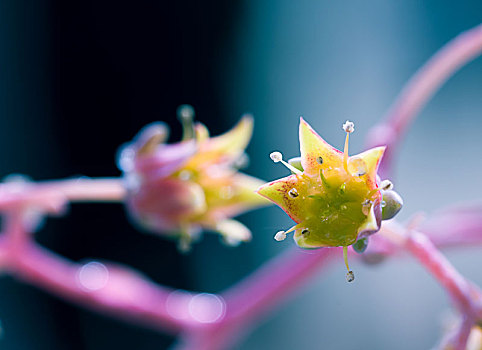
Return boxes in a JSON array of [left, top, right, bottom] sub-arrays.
[[299, 118, 343, 176], [186, 115, 253, 169], [350, 146, 385, 188], [257, 174, 312, 223]]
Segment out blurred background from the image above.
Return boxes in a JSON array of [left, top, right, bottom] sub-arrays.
[[0, 1, 481, 349]]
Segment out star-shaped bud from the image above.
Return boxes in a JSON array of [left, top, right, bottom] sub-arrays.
[[257, 118, 402, 281], [118, 105, 269, 252]]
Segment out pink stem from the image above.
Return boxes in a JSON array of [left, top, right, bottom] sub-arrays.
[[0, 178, 126, 211], [405, 230, 477, 313], [9, 243, 196, 333], [0, 204, 219, 334], [394, 228, 482, 349], [222, 247, 337, 324], [366, 23, 482, 177], [175, 247, 338, 350], [366, 204, 482, 260]]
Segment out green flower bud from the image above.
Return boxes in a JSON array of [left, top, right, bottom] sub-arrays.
[[381, 189, 403, 220], [352, 237, 369, 253]]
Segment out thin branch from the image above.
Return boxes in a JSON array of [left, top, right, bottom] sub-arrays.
[[173, 248, 337, 350], [10, 242, 192, 333], [366, 23, 482, 178], [379, 219, 481, 315], [367, 204, 482, 259], [222, 247, 336, 325], [0, 209, 218, 334], [0, 177, 126, 212], [406, 230, 477, 313]]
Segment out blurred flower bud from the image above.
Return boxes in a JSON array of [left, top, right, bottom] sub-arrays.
[[118, 106, 270, 251]]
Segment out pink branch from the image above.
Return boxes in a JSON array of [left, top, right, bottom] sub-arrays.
[[376, 223, 482, 350], [366, 204, 482, 260], [223, 247, 336, 323], [0, 183, 225, 335], [173, 247, 338, 350], [405, 230, 477, 313], [0, 177, 126, 212], [9, 242, 195, 333], [366, 23, 482, 177], [1, 212, 201, 333]]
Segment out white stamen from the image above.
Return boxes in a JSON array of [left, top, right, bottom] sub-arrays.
[[274, 231, 287, 241], [380, 179, 393, 191], [270, 151, 283, 163], [177, 104, 195, 121], [342, 120, 355, 133], [269, 151, 302, 175], [177, 104, 195, 140]]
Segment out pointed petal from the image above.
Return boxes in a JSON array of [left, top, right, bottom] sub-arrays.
[[257, 174, 310, 223], [201, 172, 271, 221], [187, 115, 254, 168], [229, 173, 271, 209], [299, 118, 343, 176], [357, 204, 379, 235], [351, 146, 385, 188], [134, 122, 170, 155], [133, 140, 197, 177], [204, 114, 253, 157]]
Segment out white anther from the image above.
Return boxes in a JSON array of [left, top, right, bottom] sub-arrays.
[[274, 231, 287, 241], [380, 179, 393, 191], [177, 104, 195, 120], [270, 151, 303, 175], [288, 188, 299, 198], [342, 120, 355, 133], [270, 151, 283, 163]]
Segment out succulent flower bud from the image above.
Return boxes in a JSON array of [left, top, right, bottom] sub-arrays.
[[352, 237, 369, 253], [119, 107, 270, 251], [381, 189, 403, 220], [258, 118, 402, 279]]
